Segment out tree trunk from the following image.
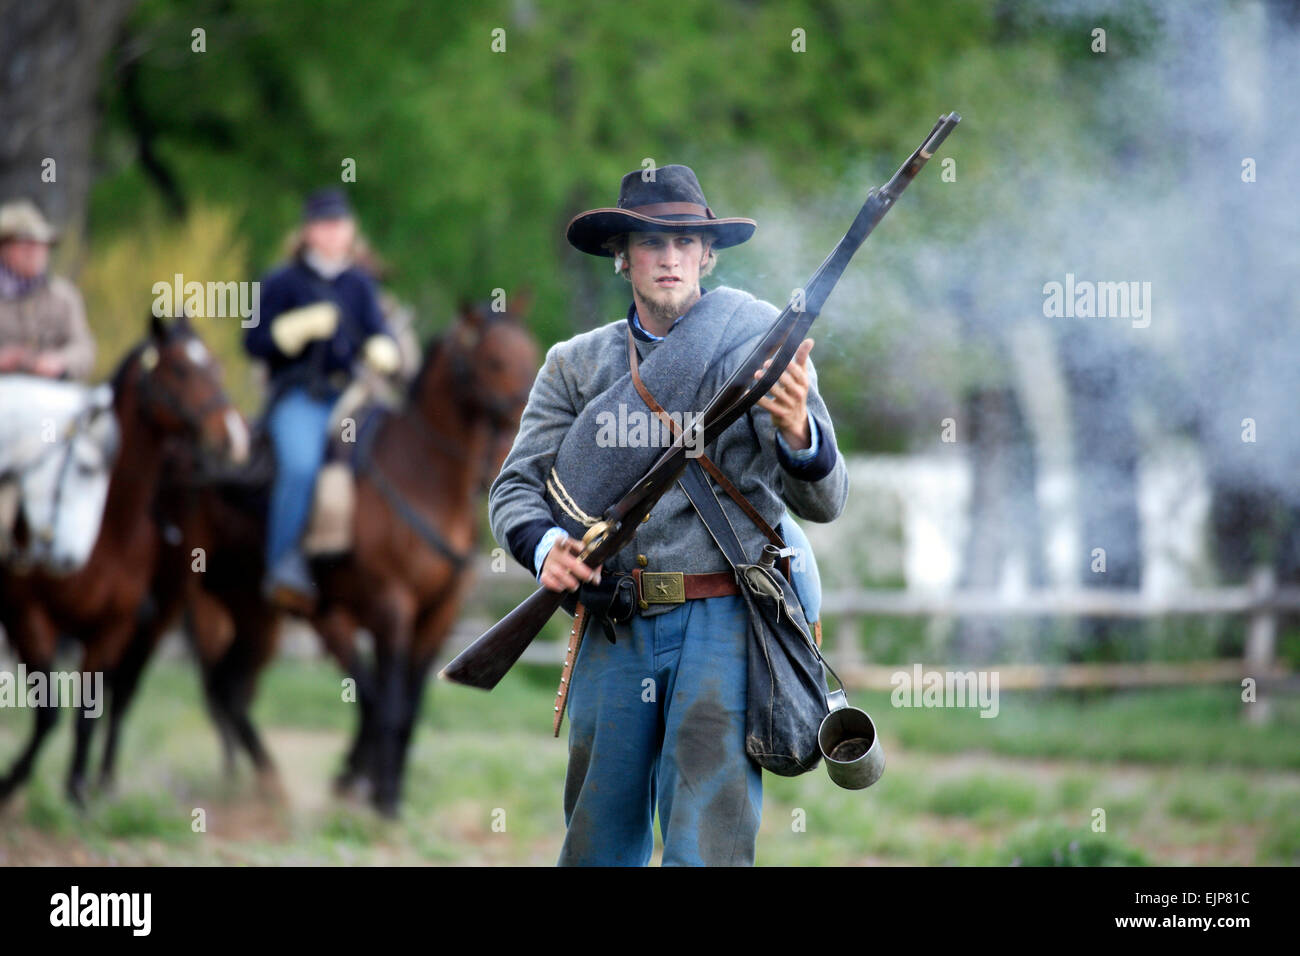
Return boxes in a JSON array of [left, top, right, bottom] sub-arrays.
[[0, 0, 138, 248]]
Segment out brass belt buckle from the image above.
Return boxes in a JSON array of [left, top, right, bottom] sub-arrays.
[[640, 571, 685, 604]]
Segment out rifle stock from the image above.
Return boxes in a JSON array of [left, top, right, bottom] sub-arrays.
[[440, 584, 565, 688], [440, 112, 960, 691]]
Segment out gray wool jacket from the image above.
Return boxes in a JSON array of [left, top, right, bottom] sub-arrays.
[[488, 285, 848, 615]]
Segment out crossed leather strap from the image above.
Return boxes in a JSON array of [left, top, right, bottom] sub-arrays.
[[551, 329, 816, 736], [626, 329, 789, 555]]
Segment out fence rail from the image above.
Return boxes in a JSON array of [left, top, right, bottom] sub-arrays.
[[437, 565, 1295, 701], [111, 563, 1292, 716]]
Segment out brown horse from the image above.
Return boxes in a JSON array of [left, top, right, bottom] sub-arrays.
[[136, 298, 538, 814], [0, 314, 248, 805], [314, 298, 538, 814]]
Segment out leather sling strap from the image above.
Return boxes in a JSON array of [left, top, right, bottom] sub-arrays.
[[678, 459, 820, 648], [553, 602, 589, 736], [634, 330, 820, 647], [678, 459, 751, 567], [627, 329, 787, 554]]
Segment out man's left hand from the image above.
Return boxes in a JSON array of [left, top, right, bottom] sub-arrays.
[[754, 337, 814, 450]]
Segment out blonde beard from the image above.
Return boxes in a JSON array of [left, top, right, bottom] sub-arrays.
[[634, 279, 700, 329]]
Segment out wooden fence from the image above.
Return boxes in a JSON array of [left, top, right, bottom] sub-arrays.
[[438, 562, 1297, 720], [104, 559, 1292, 722]]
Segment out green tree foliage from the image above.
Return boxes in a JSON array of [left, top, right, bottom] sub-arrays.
[[88, 0, 1153, 440]]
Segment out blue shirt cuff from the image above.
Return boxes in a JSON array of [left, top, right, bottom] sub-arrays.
[[776, 415, 820, 462], [533, 526, 569, 580], [775, 414, 838, 482], [504, 516, 555, 573]]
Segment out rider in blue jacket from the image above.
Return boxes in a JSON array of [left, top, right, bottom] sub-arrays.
[[244, 189, 400, 609]]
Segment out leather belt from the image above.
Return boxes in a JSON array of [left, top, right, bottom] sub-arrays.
[[630, 568, 739, 606]]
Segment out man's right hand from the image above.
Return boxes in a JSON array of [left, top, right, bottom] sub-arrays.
[[0, 345, 32, 372], [540, 534, 602, 593]]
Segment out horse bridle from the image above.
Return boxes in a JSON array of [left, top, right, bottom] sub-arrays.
[[426, 319, 531, 483], [135, 342, 233, 438], [3, 401, 109, 562]]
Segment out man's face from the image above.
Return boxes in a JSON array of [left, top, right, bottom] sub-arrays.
[[0, 239, 50, 279], [624, 231, 710, 324], [303, 216, 356, 261]]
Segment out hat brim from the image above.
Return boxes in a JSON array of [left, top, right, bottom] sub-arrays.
[[566, 208, 756, 257], [0, 226, 57, 244]]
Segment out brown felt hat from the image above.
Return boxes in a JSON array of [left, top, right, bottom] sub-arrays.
[[566, 165, 756, 257]]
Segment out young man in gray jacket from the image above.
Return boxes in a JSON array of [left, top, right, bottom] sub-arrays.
[[489, 165, 848, 865]]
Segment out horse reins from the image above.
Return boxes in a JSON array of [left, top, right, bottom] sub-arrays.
[[354, 408, 474, 571], [3, 400, 110, 562], [337, 312, 528, 572], [134, 342, 234, 438]]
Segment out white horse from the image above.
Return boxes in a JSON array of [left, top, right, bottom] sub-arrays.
[[0, 376, 119, 575]]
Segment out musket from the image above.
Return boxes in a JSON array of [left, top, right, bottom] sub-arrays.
[[441, 112, 961, 690]]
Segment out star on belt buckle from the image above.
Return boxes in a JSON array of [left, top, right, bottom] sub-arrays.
[[641, 571, 685, 604]]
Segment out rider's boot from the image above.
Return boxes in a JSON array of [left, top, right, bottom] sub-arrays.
[[263, 547, 317, 614]]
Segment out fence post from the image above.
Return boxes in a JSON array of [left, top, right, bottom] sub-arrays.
[[835, 613, 864, 675], [1244, 564, 1276, 724]]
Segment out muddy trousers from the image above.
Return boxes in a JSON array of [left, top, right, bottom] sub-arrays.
[[558, 594, 763, 866]]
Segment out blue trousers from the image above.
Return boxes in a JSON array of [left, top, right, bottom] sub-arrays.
[[265, 387, 334, 568], [560, 595, 763, 866]]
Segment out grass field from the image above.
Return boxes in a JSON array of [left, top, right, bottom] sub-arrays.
[[2, 652, 1298, 866]]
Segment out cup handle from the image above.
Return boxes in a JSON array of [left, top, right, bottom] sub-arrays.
[[826, 687, 848, 713]]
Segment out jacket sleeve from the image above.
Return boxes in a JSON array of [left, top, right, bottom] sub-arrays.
[[50, 279, 95, 381], [717, 312, 849, 524], [355, 272, 393, 340], [753, 353, 849, 522], [244, 270, 290, 361], [488, 341, 578, 570]]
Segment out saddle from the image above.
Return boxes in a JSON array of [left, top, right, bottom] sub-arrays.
[[300, 382, 391, 556], [189, 381, 392, 558]]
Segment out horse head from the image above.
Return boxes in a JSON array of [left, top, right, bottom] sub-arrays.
[[412, 291, 540, 434], [121, 312, 250, 467]]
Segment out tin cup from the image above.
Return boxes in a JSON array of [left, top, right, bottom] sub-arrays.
[[818, 688, 885, 790]]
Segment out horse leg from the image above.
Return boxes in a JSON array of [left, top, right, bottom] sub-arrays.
[[217, 611, 284, 802], [313, 605, 377, 798], [184, 590, 243, 780], [336, 674, 376, 799], [369, 592, 415, 818], [0, 609, 60, 805], [98, 607, 171, 793], [69, 626, 135, 806], [201, 647, 243, 781], [371, 647, 407, 818], [66, 700, 96, 808], [393, 654, 436, 788], [392, 597, 464, 792]]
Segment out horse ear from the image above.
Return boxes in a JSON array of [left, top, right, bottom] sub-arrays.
[[148, 311, 168, 341], [510, 286, 534, 318], [457, 298, 482, 326]]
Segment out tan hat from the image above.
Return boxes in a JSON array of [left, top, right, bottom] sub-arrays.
[[0, 199, 58, 244]]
